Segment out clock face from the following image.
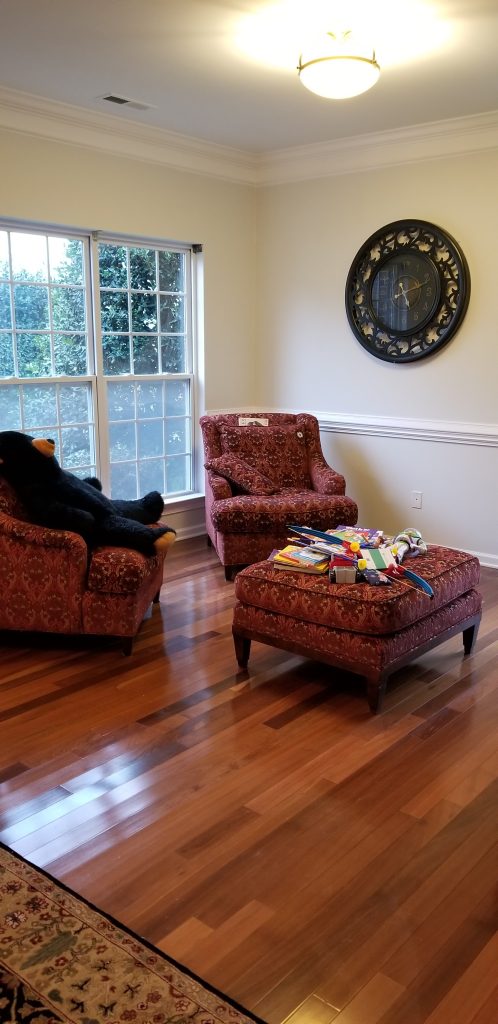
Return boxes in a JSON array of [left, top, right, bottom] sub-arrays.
[[370, 252, 440, 335], [345, 220, 470, 363]]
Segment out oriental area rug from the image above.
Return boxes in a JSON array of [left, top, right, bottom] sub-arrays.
[[0, 843, 264, 1024]]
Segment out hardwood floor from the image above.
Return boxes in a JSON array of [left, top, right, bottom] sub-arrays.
[[1, 538, 497, 1024]]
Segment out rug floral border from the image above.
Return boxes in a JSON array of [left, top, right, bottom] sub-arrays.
[[0, 842, 265, 1024]]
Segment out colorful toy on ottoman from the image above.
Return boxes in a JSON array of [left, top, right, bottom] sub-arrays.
[[232, 524, 482, 711], [288, 524, 434, 595]]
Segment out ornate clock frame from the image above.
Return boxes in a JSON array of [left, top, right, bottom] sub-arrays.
[[345, 219, 471, 363]]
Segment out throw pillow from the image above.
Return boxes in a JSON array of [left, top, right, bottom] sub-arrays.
[[218, 425, 310, 490], [205, 454, 276, 495]]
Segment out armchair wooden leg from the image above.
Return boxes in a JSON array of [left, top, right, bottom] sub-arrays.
[[153, 589, 161, 603]]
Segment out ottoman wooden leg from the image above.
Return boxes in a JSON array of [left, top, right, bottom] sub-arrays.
[[463, 617, 480, 654], [366, 674, 388, 714], [232, 591, 482, 713], [233, 630, 251, 668]]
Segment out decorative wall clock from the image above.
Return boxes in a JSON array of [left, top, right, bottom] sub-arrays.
[[345, 219, 471, 363]]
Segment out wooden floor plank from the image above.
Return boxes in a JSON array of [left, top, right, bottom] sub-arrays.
[[0, 540, 497, 1024], [333, 973, 405, 1023], [422, 933, 498, 1024], [284, 994, 340, 1024]]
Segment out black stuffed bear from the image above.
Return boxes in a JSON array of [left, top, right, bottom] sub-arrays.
[[0, 431, 176, 557]]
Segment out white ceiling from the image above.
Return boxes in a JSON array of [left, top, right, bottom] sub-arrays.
[[1, 0, 497, 154]]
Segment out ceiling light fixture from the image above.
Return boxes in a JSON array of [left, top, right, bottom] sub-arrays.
[[298, 30, 380, 99]]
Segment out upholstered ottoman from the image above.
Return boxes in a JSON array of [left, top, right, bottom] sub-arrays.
[[232, 545, 482, 712]]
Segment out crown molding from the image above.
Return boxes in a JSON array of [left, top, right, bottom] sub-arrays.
[[0, 87, 260, 186], [0, 87, 496, 187], [259, 110, 498, 184]]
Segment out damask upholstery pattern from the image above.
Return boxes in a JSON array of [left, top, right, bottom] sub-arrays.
[[234, 546, 480, 634], [0, 476, 166, 648], [204, 454, 276, 495], [232, 545, 482, 704], [0, 497, 87, 633], [233, 589, 482, 676], [218, 424, 312, 489], [211, 491, 359, 535], [200, 412, 358, 576], [88, 546, 163, 594], [82, 566, 163, 638]]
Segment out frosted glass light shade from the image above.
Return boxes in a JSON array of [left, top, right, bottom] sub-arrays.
[[298, 33, 380, 99]]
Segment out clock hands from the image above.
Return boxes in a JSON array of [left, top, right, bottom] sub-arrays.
[[393, 280, 421, 305], [393, 282, 410, 307], [400, 282, 422, 296]]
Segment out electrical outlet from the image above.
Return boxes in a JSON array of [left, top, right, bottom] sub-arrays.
[[411, 490, 423, 509]]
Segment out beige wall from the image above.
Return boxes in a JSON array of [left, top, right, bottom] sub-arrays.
[[0, 129, 258, 418], [257, 149, 498, 564], [257, 150, 497, 422], [1, 127, 497, 561]]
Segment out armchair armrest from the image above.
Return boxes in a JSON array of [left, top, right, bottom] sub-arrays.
[[205, 470, 233, 501], [0, 511, 89, 557], [309, 457, 346, 495]]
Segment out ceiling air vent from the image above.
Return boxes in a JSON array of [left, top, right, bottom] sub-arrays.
[[100, 94, 155, 111]]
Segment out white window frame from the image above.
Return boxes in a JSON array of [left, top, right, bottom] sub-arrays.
[[0, 219, 203, 502]]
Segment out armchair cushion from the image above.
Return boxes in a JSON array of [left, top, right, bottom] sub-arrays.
[[211, 491, 358, 535], [205, 454, 276, 495], [88, 546, 164, 595]]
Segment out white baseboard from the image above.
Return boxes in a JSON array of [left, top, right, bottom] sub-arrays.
[[472, 552, 498, 569]]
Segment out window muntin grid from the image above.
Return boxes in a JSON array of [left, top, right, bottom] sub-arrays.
[[0, 227, 196, 498]]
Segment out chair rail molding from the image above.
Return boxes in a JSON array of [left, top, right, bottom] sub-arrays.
[[209, 409, 498, 447], [316, 412, 497, 568], [317, 413, 498, 447]]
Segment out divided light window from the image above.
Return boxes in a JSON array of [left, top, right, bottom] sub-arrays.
[[0, 225, 195, 500]]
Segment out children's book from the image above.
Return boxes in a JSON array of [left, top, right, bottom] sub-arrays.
[[271, 559, 329, 575], [332, 526, 386, 547], [310, 541, 356, 560], [269, 545, 329, 574], [272, 544, 330, 566]]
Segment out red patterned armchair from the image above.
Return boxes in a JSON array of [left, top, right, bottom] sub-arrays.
[[0, 477, 167, 654], [200, 412, 358, 579]]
